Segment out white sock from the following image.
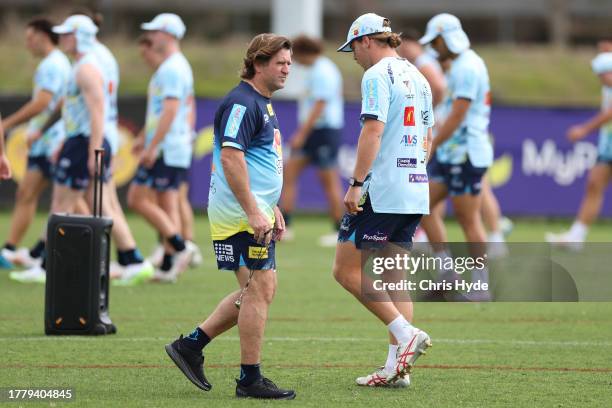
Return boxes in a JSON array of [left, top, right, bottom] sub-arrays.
[[387, 315, 414, 344], [384, 344, 399, 372], [568, 221, 588, 241], [488, 231, 504, 243]]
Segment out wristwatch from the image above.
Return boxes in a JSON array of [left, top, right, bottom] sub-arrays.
[[348, 177, 364, 187]]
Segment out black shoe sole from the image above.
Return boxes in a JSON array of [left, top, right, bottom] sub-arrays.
[[165, 343, 212, 391], [236, 393, 296, 400], [236, 389, 296, 400]]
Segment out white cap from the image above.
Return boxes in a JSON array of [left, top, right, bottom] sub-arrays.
[[337, 13, 392, 52], [52, 15, 98, 35], [141, 13, 186, 40], [53, 15, 98, 53], [591, 52, 612, 75], [419, 13, 470, 54]]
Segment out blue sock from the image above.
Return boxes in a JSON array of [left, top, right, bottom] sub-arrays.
[[238, 363, 261, 386], [180, 327, 211, 351]]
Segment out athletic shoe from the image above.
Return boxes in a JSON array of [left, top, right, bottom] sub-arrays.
[[318, 232, 338, 248], [235, 377, 296, 400], [3, 247, 41, 268], [109, 261, 124, 279], [9, 265, 46, 283], [487, 241, 509, 260], [545, 231, 584, 252], [151, 268, 178, 284], [148, 244, 164, 268], [500, 216, 514, 237], [0, 252, 14, 269], [387, 329, 432, 384], [173, 246, 195, 276], [165, 335, 211, 391], [356, 366, 410, 387], [112, 261, 154, 286], [187, 241, 203, 268]]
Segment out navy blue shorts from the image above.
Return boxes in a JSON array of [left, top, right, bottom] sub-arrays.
[[437, 159, 488, 196], [597, 155, 612, 165], [338, 194, 423, 250], [213, 231, 276, 272], [132, 157, 187, 192], [299, 127, 341, 168], [54, 136, 111, 191], [27, 155, 53, 179], [427, 153, 444, 184]]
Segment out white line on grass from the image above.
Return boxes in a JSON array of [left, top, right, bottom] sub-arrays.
[[0, 336, 611, 347]]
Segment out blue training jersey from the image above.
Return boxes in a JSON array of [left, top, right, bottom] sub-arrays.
[[144, 52, 194, 168], [359, 56, 434, 214], [298, 56, 344, 129], [62, 52, 104, 138], [598, 86, 612, 160], [28, 49, 71, 158], [436, 49, 493, 167], [93, 41, 120, 155], [208, 81, 283, 240]]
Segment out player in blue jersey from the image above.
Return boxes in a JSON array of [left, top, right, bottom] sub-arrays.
[[69, 10, 155, 285], [165, 34, 296, 400], [0, 18, 70, 271], [127, 14, 196, 283], [335, 14, 433, 387], [418, 13, 493, 299], [279, 35, 345, 247], [11, 15, 150, 284], [547, 52, 612, 250]]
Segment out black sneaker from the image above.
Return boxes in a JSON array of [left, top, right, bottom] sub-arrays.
[[236, 377, 296, 400], [165, 335, 212, 391]]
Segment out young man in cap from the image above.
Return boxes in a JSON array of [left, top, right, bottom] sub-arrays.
[[127, 13, 196, 282], [280, 34, 345, 247], [546, 52, 612, 249], [0, 18, 70, 270], [164, 33, 295, 400], [418, 13, 493, 299], [335, 13, 433, 387]]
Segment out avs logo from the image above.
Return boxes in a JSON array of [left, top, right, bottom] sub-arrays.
[[214, 243, 235, 262], [397, 158, 417, 168], [409, 174, 428, 183], [404, 106, 415, 126], [400, 135, 418, 147]]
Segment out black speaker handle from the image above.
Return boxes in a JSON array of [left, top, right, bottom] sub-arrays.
[[93, 148, 104, 218]]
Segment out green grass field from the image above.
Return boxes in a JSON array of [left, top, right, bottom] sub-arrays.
[[1, 214, 612, 407]]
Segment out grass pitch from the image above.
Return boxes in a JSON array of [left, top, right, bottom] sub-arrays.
[[1, 213, 612, 407]]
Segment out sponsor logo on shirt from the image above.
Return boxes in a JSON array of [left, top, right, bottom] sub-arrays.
[[264, 113, 269, 124], [397, 158, 417, 168], [404, 106, 415, 126], [400, 134, 418, 146], [409, 174, 428, 183], [224, 104, 247, 139], [266, 103, 275, 116], [214, 243, 235, 262], [421, 110, 430, 125], [365, 78, 379, 111], [387, 63, 394, 84]]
